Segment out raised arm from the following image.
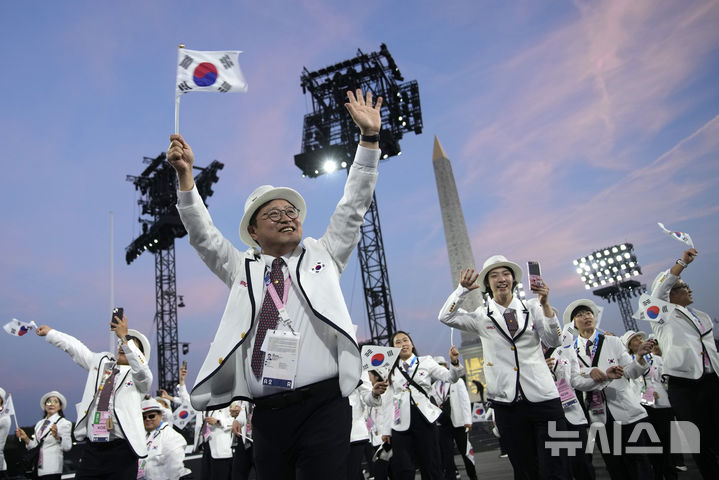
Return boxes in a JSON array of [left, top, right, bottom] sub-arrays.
[[320, 90, 382, 272], [652, 248, 697, 300], [439, 269, 485, 334], [38, 326, 97, 372]]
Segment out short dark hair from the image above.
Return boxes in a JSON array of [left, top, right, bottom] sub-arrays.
[[571, 305, 594, 320], [483, 268, 517, 299]]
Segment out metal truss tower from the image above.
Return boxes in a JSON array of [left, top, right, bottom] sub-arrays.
[[295, 44, 422, 346], [126, 153, 223, 390]]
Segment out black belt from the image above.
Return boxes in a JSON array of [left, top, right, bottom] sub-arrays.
[[253, 377, 340, 410]]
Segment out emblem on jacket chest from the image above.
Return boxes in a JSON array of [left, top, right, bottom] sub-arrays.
[[311, 262, 325, 273]]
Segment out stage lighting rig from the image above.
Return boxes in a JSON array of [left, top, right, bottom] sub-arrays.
[[126, 152, 223, 391], [296, 44, 423, 346], [573, 243, 644, 331]]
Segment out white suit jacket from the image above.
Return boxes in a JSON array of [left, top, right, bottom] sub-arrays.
[[350, 370, 381, 443], [549, 344, 606, 426], [380, 355, 464, 435], [26, 414, 72, 475], [432, 378, 472, 428], [204, 407, 234, 459], [647, 272, 719, 379], [0, 414, 10, 470], [144, 422, 189, 480], [439, 288, 562, 404], [177, 146, 379, 410], [576, 333, 648, 424], [46, 329, 152, 457]]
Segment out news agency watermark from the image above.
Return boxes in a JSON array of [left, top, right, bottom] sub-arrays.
[[545, 421, 700, 456]]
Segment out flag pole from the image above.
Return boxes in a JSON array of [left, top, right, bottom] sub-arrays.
[[109, 211, 115, 354], [175, 44, 185, 134]]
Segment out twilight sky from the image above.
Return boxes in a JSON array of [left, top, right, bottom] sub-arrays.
[[2, 0, 718, 424]]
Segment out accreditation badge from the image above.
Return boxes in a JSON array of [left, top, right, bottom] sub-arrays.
[[92, 411, 111, 441], [261, 329, 299, 389], [555, 378, 578, 409]]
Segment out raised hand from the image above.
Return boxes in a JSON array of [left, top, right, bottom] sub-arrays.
[[345, 89, 382, 136], [167, 134, 195, 191], [449, 345, 460, 364], [682, 248, 698, 265], [36, 325, 52, 336], [111, 314, 129, 340], [460, 268, 480, 290]]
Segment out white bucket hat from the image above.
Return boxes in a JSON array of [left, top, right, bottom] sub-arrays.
[[141, 398, 164, 413], [40, 390, 67, 411], [238, 185, 307, 248], [562, 299, 601, 328], [0, 387, 6, 403], [477, 255, 523, 294], [125, 329, 151, 363], [434, 356, 447, 366], [620, 330, 646, 349]]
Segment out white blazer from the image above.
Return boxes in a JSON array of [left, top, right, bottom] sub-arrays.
[[380, 355, 464, 435], [26, 413, 72, 475], [647, 272, 719, 379], [204, 407, 234, 459], [432, 378, 472, 428], [439, 288, 563, 404], [0, 414, 10, 471], [45, 329, 153, 457], [177, 147, 380, 410], [349, 370, 381, 443], [144, 422, 190, 480], [575, 333, 648, 424], [549, 344, 605, 426]]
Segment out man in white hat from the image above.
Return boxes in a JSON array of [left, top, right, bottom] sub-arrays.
[[438, 254, 570, 479], [565, 299, 654, 479], [35, 313, 152, 479], [647, 247, 719, 478], [139, 399, 190, 480], [166, 89, 382, 479]]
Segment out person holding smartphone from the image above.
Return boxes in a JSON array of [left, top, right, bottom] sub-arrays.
[[34, 312, 152, 479], [438, 254, 570, 479]]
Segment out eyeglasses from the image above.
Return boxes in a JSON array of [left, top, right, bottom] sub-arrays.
[[45, 399, 60, 405], [143, 413, 158, 420], [261, 206, 299, 223]]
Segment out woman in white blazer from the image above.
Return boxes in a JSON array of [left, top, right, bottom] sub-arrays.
[[16, 391, 72, 480], [0, 387, 12, 476], [199, 407, 234, 480], [380, 331, 464, 480]]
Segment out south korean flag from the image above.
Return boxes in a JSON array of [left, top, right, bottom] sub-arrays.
[[361, 345, 401, 379]]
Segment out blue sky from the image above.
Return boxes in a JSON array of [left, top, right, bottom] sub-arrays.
[[2, 0, 718, 424]]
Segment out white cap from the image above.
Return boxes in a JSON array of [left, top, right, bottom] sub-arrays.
[[477, 255, 523, 293], [40, 390, 67, 411], [238, 185, 307, 248]]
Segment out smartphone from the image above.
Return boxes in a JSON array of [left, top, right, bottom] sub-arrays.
[[527, 261, 544, 291], [111, 307, 124, 328], [182, 360, 188, 370]]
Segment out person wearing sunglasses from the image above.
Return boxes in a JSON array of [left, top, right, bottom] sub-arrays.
[[138, 399, 190, 480], [648, 247, 719, 479], [16, 391, 72, 480]]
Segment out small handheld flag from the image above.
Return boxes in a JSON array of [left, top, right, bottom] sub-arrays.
[[360, 346, 401, 380], [633, 293, 676, 322], [465, 432, 476, 465], [172, 404, 194, 430], [657, 222, 694, 248], [3, 318, 37, 337], [174, 46, 248, 134]]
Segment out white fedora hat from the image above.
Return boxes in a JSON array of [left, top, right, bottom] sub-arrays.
[[141, 398, 163, 413], [238, 185, 307, 248], [0, 387, 6, 403], [126, 329, 151, 363], [40, 390, 67, 411], [562, 299, 601, 327], [477, 255, 523, 294], [434, 356, 447, 365], [620, 330, 646, 349]]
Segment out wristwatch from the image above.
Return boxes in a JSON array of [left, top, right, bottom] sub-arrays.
[[676, 259, 688, 268], [360, 133, 379, 143]]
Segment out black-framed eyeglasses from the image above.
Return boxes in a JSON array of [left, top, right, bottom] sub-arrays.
[[143, 413, 158, 420], [261, 206, 299, 223]]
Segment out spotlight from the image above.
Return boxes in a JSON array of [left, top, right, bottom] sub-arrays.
[[323, 160, 337, 173]]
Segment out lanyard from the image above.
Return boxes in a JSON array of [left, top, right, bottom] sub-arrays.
[[147, 421, 164, 449], [574, 330, 599, 361]]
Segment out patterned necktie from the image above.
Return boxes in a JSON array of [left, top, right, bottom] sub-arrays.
[[403, 361, 410, 372], [585, 339, 593, 359], [251, 258, 285, 379], [39, 419, 51, 436], [96, 366, 119, 411], [504, 308, 518, 336]]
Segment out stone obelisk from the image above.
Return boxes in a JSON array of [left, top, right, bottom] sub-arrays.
[[432, 136, 485, 401]]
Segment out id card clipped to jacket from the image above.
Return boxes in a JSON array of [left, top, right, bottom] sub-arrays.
[[261, 329, 299, 389]]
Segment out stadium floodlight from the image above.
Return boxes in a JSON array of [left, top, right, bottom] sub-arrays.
[[572, 243, 644, 331]]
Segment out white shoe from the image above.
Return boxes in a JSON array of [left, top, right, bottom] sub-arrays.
[[675, 465, 688, 472]]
